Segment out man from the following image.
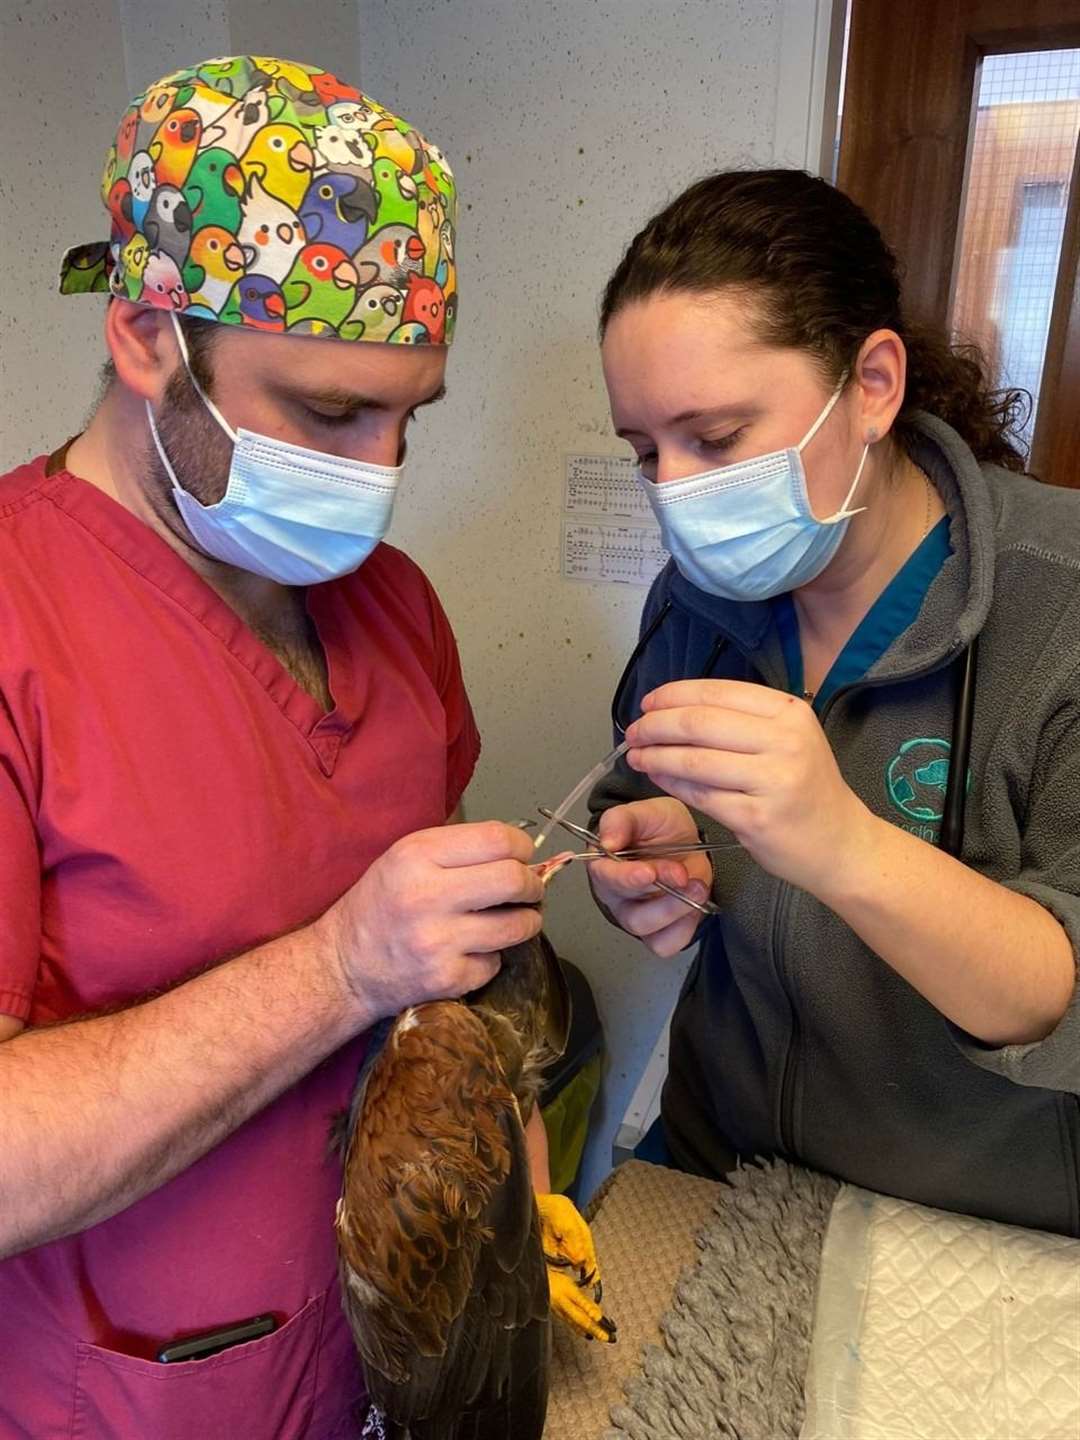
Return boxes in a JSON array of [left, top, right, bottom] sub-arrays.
[[0, 56, 578, 1438]]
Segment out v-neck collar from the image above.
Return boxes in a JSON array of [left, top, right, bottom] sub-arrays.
[[41, 463, 356, 775], [774, 514, 953, 712]]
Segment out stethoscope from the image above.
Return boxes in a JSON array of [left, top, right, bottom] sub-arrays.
[[611, 600, 979, 859]]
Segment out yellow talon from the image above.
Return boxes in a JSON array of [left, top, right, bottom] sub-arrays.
[[546, 1269, 617, 1343], [535, 1193, 617, 1343]]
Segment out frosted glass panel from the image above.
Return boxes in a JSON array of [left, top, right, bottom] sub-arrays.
[[951, 49, 1080, 450]]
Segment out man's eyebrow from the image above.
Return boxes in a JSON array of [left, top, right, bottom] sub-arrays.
[[414, 383, 448, 409], [290, 383, 449, 412]]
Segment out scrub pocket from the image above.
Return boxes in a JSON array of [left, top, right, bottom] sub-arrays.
[[70, 1289, 325, 1440]]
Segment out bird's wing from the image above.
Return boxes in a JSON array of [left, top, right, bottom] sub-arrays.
[[466, 934, 573, 1120], [337, 1001, 549, 1438], [536, 932, 572, 1062]]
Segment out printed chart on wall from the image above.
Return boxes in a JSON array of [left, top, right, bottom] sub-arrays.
[[561, 455, 669, 586]]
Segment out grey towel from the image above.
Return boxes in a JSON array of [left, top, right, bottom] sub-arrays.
[[605, 1159, 839, 1440]]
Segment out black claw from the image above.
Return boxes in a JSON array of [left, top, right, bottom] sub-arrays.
[[599, 1315, 617, 1339], [594, 1280, 603, 1303]]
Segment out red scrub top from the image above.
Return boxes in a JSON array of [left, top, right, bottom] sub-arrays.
[[0, 454, 481, 1439]]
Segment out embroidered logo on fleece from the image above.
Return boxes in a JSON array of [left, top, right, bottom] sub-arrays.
[[886, 737, 953, 834]]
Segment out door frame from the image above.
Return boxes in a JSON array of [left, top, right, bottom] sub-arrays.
[[838, 0, 1080, 483]]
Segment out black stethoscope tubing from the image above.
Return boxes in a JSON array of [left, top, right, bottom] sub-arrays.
[[611, 600, 977, 860]]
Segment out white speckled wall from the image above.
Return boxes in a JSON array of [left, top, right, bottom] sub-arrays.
[[357, 0, 794, 1201], [0, 0, 128, 467], [226, 0, 360, 80], [116, 0, 229, 96]]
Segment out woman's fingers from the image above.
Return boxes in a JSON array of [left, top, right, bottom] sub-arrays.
[[627, 705, 768, 758], [589, 800, 714, 948], [647, 909, 705, 957], [652, 857, 692, 889], [596, 805, 636, 852], [641, 678, 790, 719], [597, 798, 700, 852], [617, 880, 710, 939], [628, 742, 758, 793], [590, 857, 663, 899]]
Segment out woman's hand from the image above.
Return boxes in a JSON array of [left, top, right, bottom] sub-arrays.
[[588, 797, 713, 956], [624, 680, 874, 896]]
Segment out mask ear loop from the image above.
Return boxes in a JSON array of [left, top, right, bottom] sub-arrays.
[[797, 373, 871, 524], [145, 315, 235, 505], [168, 311, 237, 444], [144, 401, 182, 490], [796, 377, 847, 451], [830, 441, 870, 521]]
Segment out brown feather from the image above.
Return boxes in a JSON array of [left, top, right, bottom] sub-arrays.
[[335, 937, 568, 1438]]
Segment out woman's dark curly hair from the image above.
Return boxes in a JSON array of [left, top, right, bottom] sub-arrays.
[[600, 169, 1030, 473]]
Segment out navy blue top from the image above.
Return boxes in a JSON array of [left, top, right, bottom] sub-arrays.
[[773, 516, 953, 712]]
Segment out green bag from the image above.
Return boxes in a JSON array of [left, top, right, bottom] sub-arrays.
[[539, 958, 603, 1195]]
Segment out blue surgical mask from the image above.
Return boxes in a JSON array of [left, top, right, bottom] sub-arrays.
[[638, 379, 869, 602], [146, 313, 403, 585]]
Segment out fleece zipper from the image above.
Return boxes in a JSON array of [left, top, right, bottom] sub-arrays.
[[771, 879, 800, 1155], [683, 617, 963, 1158], [771, 661, 960, 1151], [772, 678, 868, 1156]]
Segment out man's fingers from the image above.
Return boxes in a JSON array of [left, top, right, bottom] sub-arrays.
[[456, 953, 503, 993], [450, 857, 544, 910], [428, 820, 539, 868], [458, 902, 543, 955]]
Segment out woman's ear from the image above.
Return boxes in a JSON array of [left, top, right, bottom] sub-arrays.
[[104, 300, 178, 403], [853, 328, 907, 443]]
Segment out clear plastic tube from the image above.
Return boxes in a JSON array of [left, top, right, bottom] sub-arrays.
[[532, 739, 631, 853]]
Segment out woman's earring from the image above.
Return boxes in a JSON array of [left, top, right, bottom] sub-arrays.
[[867, 427, 879, 443]]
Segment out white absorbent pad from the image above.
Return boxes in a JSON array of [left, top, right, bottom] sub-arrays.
[[800, 1185, 1080, 1440]]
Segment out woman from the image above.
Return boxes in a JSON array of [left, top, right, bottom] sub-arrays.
[[588, 169, 1080, 1236]]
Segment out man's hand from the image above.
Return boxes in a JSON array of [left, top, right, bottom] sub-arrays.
[[588, 797, 713, 956], [0, 816, 543, 1259], [317, 822, 544, 1025], [536, 1193, 616, 1343]]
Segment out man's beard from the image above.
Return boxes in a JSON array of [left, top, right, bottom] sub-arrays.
[[144, 366, 235, 539]]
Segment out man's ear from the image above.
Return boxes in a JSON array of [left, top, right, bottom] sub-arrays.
[[104, 300, 179, 402]]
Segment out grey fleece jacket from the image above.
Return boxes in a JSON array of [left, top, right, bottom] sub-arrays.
[[592, 413, 1080, 1236]]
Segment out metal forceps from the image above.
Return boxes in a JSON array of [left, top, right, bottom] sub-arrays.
[[536, 808, 723, 917]]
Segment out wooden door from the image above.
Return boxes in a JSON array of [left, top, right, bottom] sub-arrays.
[[838, 0, 1080, 485]]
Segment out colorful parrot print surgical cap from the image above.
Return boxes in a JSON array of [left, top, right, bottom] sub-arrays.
[[59, 55, 458, 345]]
